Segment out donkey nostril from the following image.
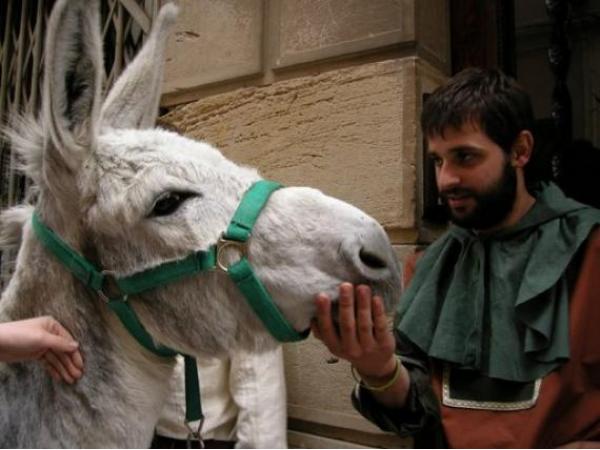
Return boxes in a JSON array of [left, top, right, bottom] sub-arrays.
[[359, 248, 388, 270]]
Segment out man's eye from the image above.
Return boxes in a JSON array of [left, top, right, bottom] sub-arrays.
[[457, 152, 475, 164], [151, 192, 197, 217], [429, 156, 443, 167]]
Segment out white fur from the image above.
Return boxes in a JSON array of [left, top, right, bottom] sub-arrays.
[[0, 0, 401, 447]]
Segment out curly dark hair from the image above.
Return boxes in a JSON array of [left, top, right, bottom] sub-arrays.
[[421, 68, 534, 153]]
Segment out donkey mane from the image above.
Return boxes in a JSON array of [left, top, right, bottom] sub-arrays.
[[0, 204, 32, 250], [0, 114, 47, 253], [2, 115, 45, 185]]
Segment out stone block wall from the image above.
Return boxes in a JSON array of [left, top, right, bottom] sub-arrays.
[[159, 0, 450, 447]]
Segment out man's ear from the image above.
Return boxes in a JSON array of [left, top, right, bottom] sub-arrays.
[[510, 130, 534, 168]]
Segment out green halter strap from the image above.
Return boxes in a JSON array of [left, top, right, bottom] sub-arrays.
[[221, 181, 310, 342], [31, 180, 309, 439]]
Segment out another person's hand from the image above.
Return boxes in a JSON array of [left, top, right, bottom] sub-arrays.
[[312, 283, 397, 380], [0, 316, 84, 384]]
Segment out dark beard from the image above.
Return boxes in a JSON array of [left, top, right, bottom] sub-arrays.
[[441, 161, 517, 230]]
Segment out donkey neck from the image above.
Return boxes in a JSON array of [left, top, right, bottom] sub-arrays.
[[0, 228, 177, 447]]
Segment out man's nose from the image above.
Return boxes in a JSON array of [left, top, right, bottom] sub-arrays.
[[436, 162, 461, 191]]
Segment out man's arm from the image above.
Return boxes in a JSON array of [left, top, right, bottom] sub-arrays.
[[313, 282, 443, 445]]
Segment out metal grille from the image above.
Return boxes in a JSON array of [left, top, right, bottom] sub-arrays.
[[0, 0, 159, 282]]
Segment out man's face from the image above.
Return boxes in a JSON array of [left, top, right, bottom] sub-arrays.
[[427, 122, 517, 231]]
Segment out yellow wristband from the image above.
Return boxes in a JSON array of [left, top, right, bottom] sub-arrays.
[[351, 356, 402, 392]]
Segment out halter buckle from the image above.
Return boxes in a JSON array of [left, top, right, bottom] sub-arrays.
[[97, 270, 128, 303], [216, 237, 247, 272]]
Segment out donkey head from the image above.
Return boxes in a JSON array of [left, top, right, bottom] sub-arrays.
[[8, 0, 401, 358]]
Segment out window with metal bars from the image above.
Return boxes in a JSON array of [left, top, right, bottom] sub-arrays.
[[0, 0, 159, 283]]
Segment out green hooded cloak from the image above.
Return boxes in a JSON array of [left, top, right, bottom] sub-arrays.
[[396, 183, 600, 382]]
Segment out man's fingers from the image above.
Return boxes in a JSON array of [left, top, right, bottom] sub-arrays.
[[372, 295, 393, 344], [311, 320, 322, 340], [314, 293, 340, 352], [338, 283, 360, 352], [355, 285, 375, 346]]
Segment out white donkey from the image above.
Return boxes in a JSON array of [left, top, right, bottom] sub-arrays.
[[0, 0, 401, 447]]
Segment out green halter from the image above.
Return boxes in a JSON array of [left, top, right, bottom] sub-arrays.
[[31, 180, 309, 438]]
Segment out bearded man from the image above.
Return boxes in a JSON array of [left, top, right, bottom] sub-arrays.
[[313, 68, 600, 448]]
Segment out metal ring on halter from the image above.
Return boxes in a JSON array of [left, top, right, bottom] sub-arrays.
[[96, 270, 128, 303], [216, 237, 247, 272], [185, 418, 205, 449]]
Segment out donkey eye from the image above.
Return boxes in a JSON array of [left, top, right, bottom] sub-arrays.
[[151, 192, 197, 217]]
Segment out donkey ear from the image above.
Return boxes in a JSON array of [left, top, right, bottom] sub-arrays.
[[100, 4, 178, 130], [42, 0, 103, 172]]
